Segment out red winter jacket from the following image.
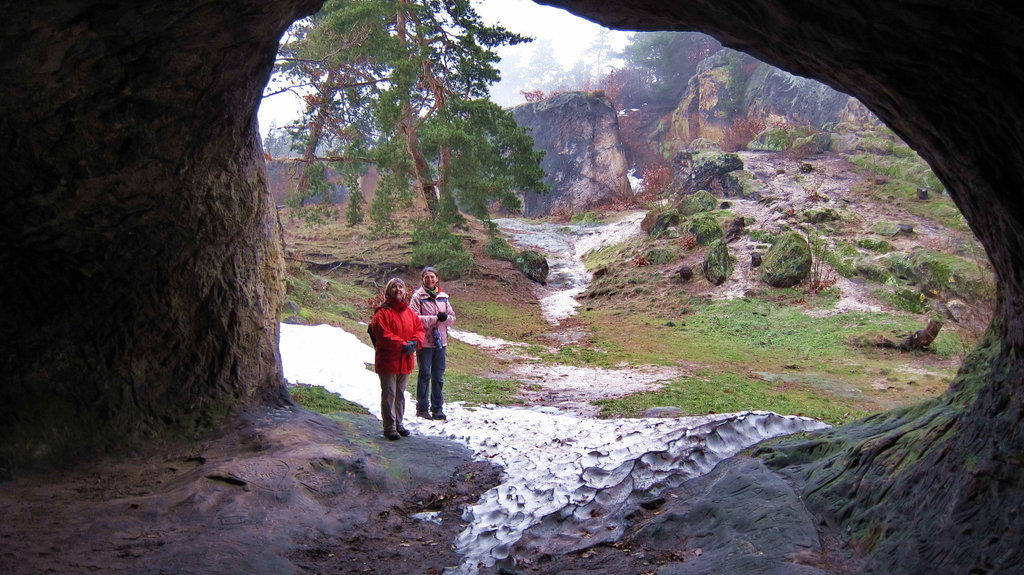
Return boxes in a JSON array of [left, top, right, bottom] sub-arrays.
[[370, 299, 425, 375]]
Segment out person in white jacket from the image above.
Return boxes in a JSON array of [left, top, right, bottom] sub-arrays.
[[410, 267, 456, 420]]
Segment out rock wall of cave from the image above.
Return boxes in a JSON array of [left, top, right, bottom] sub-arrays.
[[539, 0, 1024, 572], [0, 0, 323, 463], [2, 0, 1023, 571]]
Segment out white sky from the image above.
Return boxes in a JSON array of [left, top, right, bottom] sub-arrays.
[[257, 0, 632, 138]]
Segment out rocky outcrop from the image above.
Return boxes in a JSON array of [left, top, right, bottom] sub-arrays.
[[655, 49, 880, 154], [744, 64, 872, 130], [657, 50, 758, 155], [512, 92, 632, 217]]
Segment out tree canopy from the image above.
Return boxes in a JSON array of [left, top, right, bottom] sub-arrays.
[[268, 0, 548, 232]]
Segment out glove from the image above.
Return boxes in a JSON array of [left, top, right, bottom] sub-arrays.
[[436, 312, 448, 323], [403, 340, 418, 355]]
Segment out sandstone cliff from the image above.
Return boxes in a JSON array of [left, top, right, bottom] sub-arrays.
[[654, 48, 880, 157], [512, 92, 632, 217]]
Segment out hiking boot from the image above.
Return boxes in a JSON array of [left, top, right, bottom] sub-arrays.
[[385, 431, 401, 441], [431, 411, 447, 421], [397, 429, 410, 437], [416, 410, 431, 419]]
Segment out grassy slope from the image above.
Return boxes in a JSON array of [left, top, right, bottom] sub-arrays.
[[279, 138, 992, 426]]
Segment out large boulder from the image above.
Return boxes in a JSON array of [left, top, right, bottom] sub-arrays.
[[641, 207, 681, 237], [677, 152, 745, 197], [702, 239, 735, 285], [657, 49, 759, 152], [680, 189, 719, 215], [515, 250, 549, 284], [761, 232, 812, 287], [512, 92, 632, 217], [687, 212, 724, 246]]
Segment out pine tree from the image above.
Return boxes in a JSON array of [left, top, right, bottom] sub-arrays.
[[268, 0, 547, 229]]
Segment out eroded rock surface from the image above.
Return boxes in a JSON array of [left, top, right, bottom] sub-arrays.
[[512, 91, 632, 217]]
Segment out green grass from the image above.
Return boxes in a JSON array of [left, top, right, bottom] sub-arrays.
[[539, 345, 615, 367], [848, 151, 970, 232], [577, 293, 960, 418], [455, 299, 549, 341], [289, 384, 369, 415], [427, 373, 525, 406], [606, 296, 913, 363], [284, 269, 370, 325], [595, 370, 865, 425]]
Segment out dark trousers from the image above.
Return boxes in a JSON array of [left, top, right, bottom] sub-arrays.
[[379, 373, 408, 434], [415, 346, 446, 414]]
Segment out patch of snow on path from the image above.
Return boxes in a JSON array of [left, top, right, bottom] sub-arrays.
[[494, 212, 644, 325], [279, 323, 830, 573]]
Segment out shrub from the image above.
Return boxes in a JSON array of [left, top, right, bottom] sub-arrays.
[[411, 219, 473, 279], [639, 163, 675, 199], [485, 235, 518, 262]]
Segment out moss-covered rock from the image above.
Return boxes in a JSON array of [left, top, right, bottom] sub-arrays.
[[688, 212, 724, 245], [858, 238, 892, 253], [855, 261, 894, 284], [686, 153, 745, 197], [802, 207, 840, 224], [515, 250, 549, 284], [748, 127, 793, 151], [646, 247, 676, 265], [702, 239, 735, 285], [791, 132, 831, 155], [889, 287, 930, 313], [641, 207, 681, 237], [883, 247, 993, 300], [762, 232, 812, 287], [681, 189, 719, 215]]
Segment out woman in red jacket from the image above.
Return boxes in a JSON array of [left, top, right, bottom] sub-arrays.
[[370, 278, 425, 440]]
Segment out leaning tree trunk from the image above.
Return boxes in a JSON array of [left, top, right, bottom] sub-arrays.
[[401, 112, 440, 217], [296, 70, 339, 196]]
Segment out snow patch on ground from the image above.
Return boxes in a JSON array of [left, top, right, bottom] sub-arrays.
[[279, 323, 829, 573]]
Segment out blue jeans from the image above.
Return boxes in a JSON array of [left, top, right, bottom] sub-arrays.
[[415, 346, 446, 414]]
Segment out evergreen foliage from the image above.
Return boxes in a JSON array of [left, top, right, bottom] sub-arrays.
[[485, 235, 518, 262], [269, 0, 546, 224], [410, 219, 473, 279]]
